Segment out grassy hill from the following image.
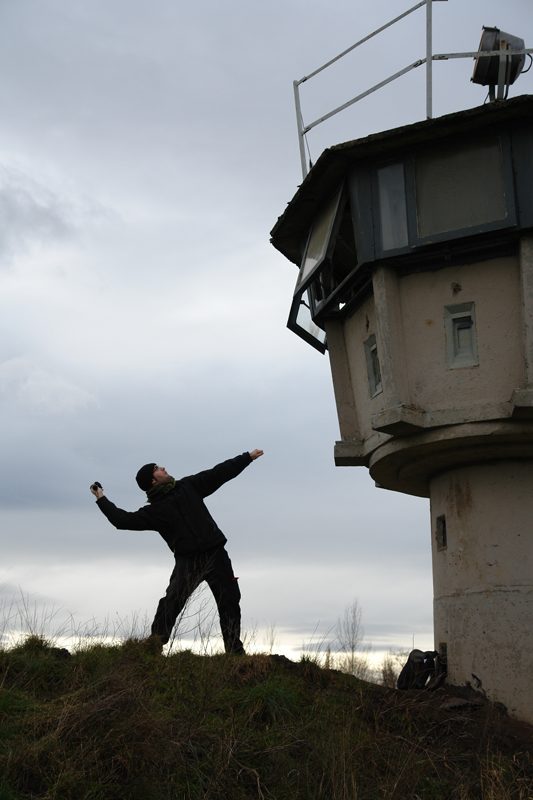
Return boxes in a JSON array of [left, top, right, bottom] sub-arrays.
[[0, 636, 531, 800]]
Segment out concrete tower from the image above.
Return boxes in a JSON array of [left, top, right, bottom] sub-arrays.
[[271, 96, 533, 724]]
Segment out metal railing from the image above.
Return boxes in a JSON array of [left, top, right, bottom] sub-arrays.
[[293, 0, 533, 179]]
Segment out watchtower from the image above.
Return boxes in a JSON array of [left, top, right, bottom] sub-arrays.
[[271, 95, 533, 723]]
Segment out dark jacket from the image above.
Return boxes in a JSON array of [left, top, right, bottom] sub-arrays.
[[96, 452, 252, 556]]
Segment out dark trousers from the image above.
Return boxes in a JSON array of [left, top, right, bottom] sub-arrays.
[[151, 545, 244, 653]]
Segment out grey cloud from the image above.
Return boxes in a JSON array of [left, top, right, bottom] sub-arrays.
[[0, 167, 74, 263], [0, 357, 97, 416]]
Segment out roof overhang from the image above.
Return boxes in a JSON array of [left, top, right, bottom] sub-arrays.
[[270, 95, 533, 267]]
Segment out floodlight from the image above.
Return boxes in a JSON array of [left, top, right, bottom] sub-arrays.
[[472, 26, 525, 99]]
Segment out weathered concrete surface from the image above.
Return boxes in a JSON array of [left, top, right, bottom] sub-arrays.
[[329, 256, 525, 469], [430, 462, 533, 725]]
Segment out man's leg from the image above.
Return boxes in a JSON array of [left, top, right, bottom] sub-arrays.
[[151, 556, 203, 645], [205, 547, 245, 654]]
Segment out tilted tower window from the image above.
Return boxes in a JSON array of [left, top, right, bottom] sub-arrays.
[[287, 184, 360, 352]]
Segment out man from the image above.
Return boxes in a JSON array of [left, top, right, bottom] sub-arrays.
[[90, 449, 263, 653]]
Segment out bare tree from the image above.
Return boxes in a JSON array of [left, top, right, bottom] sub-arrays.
[[335, 599, 371, 680]]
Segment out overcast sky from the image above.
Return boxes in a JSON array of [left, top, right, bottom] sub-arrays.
[[0, 0, 531, 662]]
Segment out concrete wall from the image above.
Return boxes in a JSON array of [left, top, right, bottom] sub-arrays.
[[399, 257, 523, 415], [328, 294, 387, 445], [430, 462, 533, 724], [329, 254, 526, 468]]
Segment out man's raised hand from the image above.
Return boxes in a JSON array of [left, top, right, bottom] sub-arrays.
[[90, 482, 104, 499], [249, 449, 264, 461]]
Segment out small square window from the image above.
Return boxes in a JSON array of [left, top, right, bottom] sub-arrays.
[[444, 303, 478, 368], [364, 334, 382, 397]]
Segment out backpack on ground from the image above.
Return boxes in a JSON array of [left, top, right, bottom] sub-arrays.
[[397, 649, 446, 690]]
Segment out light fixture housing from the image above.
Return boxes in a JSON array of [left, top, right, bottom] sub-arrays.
[[472, 26, 525, 88]]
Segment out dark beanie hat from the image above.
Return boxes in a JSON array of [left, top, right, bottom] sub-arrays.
[[136, 463, 156, 492]]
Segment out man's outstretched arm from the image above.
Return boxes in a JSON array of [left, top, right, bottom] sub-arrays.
[[90, 483, 153, 531], [187, 449, 264, 498]]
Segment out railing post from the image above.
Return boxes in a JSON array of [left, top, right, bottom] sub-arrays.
[[293, 81, 308, 180], [426, 0, 433, 118]]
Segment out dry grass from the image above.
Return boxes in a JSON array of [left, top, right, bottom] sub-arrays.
[[0, 636, 531, 799]]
